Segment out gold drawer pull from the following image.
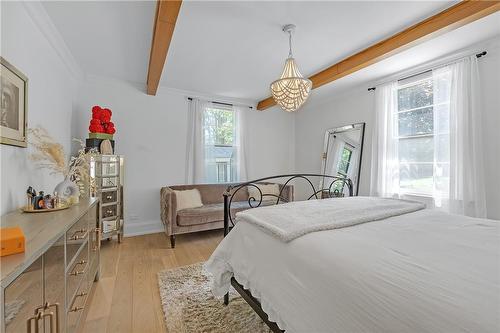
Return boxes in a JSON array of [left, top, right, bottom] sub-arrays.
[[105, 209, 114, 215], [69, 306, 84, 313], [69, 291, 88, 312], [69, 260, 87, 276], [69, 228, 88, 241], [106, 195, 113, 200]]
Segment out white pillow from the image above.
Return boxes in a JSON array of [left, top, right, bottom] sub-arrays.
[[174, 189, 203, 211], [248, 184, 280, 202]]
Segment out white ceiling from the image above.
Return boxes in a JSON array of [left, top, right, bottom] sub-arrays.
[[42, 1, 156, 84], [42, 1, 499, 104]]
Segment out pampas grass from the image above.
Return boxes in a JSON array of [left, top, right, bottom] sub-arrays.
[[28, 127, 68, 177], [28, 127, 98, 196]]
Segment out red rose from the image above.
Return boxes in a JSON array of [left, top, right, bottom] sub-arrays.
[[100, 109, 111, 122], [91, 106, 102, 119], [89, 123, 104, 133], [90, 119, 101, 125], [103, 108, 112, 117], [107, 121, 114, 128], [106, 126, 116, 134]]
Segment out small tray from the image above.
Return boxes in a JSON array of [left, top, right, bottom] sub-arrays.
[[22, 205, 70, 213]]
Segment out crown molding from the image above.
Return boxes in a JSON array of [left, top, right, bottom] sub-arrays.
[[22, 1, 84, 81]]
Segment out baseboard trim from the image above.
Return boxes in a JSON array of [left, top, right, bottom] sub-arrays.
[[124, 220, 164, 237]]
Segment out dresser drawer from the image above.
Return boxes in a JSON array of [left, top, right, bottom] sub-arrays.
[[101, 190, 117, 204], [66, 212, 89, 265], [67, 242, 88, 304], [102, 204, 118, 218], [66, 271, 91, 333]]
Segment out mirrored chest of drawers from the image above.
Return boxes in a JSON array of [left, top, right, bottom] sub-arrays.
[[90, 155, 124, 243], [1, 198, 100, 333]]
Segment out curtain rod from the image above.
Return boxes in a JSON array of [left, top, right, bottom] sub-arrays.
[[187, 97, 253, 109], [367, 50, 487, 91]]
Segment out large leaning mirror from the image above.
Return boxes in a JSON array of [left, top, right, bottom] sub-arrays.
[[320, 122, 365, 196]]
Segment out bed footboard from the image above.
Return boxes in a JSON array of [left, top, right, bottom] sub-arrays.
[[221, 173, 353, 331]]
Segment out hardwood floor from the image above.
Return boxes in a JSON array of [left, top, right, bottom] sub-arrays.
[[82, 230, 223, 333]]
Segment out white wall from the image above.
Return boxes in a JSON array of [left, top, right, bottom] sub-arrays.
[[293, 87, 374, 199], [0, 2, 80, 215], [76, 76, 295, 236], [294, 39, 500, 220], [478, 41, 500, 220]]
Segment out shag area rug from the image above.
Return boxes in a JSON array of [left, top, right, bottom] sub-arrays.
[[158, 262, 271, 333]]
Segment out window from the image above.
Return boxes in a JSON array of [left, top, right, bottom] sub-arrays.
[[203, 106, 237, 183], [395, 71, 450, 195], [337, 146, 353, 177]]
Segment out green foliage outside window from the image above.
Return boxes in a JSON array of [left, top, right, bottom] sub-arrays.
[[204, 108, 234, 146]]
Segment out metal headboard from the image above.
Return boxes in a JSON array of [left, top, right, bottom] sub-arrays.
[[223, 173, 353, 237]]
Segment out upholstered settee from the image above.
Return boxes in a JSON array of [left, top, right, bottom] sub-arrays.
[[160, 183, 294, 248]]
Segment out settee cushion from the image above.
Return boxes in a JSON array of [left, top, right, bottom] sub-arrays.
[[176, 200, 274, 227]]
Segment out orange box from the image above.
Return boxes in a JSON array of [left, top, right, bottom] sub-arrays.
[[0, 227, 25, 257]]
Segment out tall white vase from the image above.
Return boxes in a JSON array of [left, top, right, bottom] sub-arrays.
[[54, 177, 80, 200]]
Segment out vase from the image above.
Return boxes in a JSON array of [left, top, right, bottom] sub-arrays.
[[54, 177, 80, 200]]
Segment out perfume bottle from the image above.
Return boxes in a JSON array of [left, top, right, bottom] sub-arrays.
[[26, 186, 35, 210], [35, 191, 45, 210]]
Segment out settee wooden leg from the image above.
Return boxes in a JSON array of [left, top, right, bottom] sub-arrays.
[[170, 235, 176, 248], [224, 293, 229, 305]]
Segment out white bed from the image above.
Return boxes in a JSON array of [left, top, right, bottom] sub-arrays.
[[205, 202, 500, 333]]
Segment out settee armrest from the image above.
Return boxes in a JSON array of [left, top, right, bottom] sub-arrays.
[[160, 187, 177, 236], [280, 184, 294, 202]]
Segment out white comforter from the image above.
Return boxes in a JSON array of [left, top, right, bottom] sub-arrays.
[[205, 208, 500, 333]]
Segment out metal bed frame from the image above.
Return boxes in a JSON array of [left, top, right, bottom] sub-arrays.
[[222, 174, 354, 332]]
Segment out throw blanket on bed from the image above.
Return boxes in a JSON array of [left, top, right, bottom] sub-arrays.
[[235, 196, 425, 242]]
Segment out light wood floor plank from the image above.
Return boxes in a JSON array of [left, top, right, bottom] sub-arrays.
[[82, 230, 222, 333]]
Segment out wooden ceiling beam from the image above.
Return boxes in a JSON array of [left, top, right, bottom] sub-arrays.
[[146, 0, 182, 95], [257, 0, 500, 110]]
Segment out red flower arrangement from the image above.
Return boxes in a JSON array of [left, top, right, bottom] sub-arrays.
[[88, 106, 116, 134]]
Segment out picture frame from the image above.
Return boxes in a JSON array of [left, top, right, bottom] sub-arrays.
[[1, 57, 28, 148]]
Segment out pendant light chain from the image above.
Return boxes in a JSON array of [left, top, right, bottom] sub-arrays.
[[288, 30, 293, 58]]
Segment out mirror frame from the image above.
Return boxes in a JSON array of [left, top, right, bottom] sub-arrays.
[[320, 122, 366, 195]]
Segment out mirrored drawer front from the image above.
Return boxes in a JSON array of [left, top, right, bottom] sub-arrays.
[[101, 191, 117, 204], [66, 214, 89, 266], [66, 271, 91, 333], [95, 162, 119, 177], [67, 242, 89, 305], [99, 177, 119, 188], [103, 205, 117, 218], [88, 255, 99, 285]]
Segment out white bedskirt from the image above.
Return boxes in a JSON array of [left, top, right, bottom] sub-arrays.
[[205, 209, 500, 333]]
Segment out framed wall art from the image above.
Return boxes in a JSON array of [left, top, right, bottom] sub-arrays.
[[1, 57, 28, 147]]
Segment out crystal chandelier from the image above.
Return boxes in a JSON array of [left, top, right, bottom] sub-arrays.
[[270, 24, 312, 112]]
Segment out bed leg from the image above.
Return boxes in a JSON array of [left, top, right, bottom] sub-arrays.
[[224, 292, 229, 305], [170, 235, 176, 248]]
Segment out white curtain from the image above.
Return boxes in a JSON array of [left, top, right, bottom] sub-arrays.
[[370, 81, 399, 197], [446, 56, 486, 217], [185, 98, 208, 184], [233, 105, 248, 182], [369, 56, 486, 218], [186, 99, 248, 184]]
